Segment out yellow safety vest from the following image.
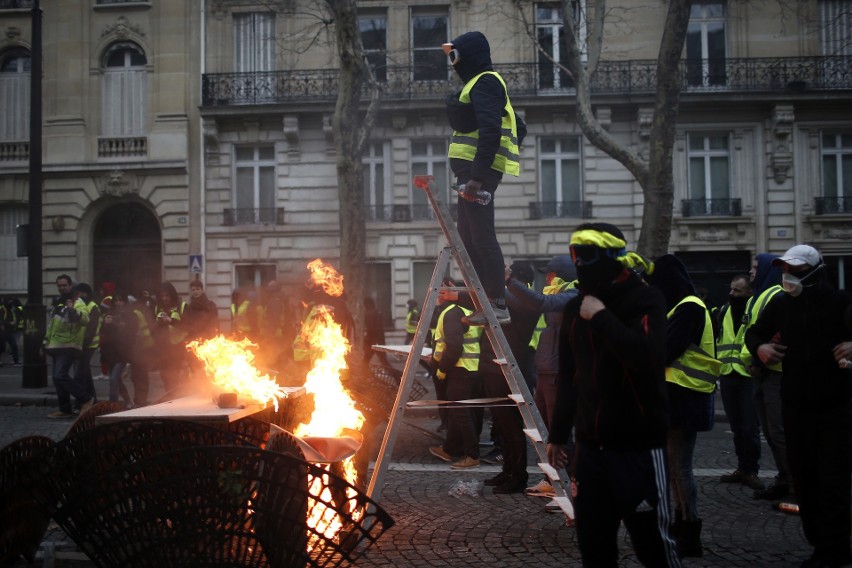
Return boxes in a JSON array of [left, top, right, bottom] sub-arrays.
[[447, 71, 521, 177], [716, 304, 750, 377], [528, 279, 574, 350], [432, 304, 483, 379], [665, 296, 721, 394], [82, 300, 101, 349], [739, 285, 784, 372], [133, 308, 155, 350], [405, 308, 420, 334], [157, 302, 187, 345], [231, 300, 253, 336], [293, 304, 325, 363]]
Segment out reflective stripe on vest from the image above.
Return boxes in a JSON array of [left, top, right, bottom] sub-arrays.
[[433, 304, 483, 379], [447, 71, 521, 176], [739, 285, 784, 372], [716, 304, 749, 377], [665, 296, 721, 393], [405, 309, 419, 334]]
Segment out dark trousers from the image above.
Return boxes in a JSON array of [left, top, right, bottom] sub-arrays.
[[754, 371, 791, 484], [455, 177, 505, 303], [130, 358, 150, 407], [1, 330, 19, 363], [482, 365, 527, 483], [720, 373, 761, 474], [442, 368, 482, 460], [574, 443, 681, 568], [76, 347, 97, 401], [784, 403, 852, 566], [50, 348, 90, 413]]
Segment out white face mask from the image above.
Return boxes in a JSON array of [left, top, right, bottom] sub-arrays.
[[782, 273, 803, 297]]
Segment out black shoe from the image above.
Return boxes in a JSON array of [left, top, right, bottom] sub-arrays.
[[493, 478, 527, 494], [481, 448, 503, 465], [720, 469, 745, 483], [754, 483, 789, 500], [484, 472, 509, 487]]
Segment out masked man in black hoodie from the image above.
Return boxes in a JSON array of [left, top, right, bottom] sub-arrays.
[[548, 223, 681, 567], [443, 31, 526, 326], [745, 245, 852, 568]]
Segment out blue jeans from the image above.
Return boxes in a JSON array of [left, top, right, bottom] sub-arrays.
[[50, 348, 90, 413], [754, 371, 791, 485], [667, 427, 699, 521], [720, 373, 761, 474], [108, 361, 130, 402]]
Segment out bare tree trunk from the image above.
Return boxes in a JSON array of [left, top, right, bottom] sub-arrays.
[[324, 0, 381, 362], [557, 0, 692, 256], [639, 0, 691, 257]]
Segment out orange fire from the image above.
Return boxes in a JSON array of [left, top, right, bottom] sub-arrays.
[[307, 258, 344, 297], [186, 335, 286, 411], [294, 286, 366, 538]]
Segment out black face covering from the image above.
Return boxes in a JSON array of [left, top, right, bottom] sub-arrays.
[[729, 295, 748, 309], [576, 256, 624, 295]]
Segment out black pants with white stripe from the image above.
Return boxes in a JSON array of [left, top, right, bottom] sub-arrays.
[[573, 443, 681, 568]]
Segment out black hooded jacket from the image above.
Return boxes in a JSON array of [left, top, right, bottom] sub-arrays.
[[550, 270, 670, 450], [446, 31, 526, 184], [745, 269, 852, 411]]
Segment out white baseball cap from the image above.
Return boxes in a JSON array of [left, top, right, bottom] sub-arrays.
[[772, 244, 821, 267]]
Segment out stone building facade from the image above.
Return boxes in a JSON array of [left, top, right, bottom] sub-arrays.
[[1, 0, 850, 336]]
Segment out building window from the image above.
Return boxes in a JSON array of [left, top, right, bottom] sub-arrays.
[[359, 10, 387, 82], [365, 262, 393, 328], [234, 12, 275, 72], [363, 141, 391, 221], [411, 9, 448, 82], [235, 264, 276, 292], [686, 3, 726, 87], [234, 146, 276, 222], [0, 47, 30, 142], [535, 3, 582, 90], [822, 133, 852, 198], [538, 136, 583, 213], [0, 204, 27, 293], [411, 140, 448, 219], [686, 133, 732, 214], [819, 0, 852, 56], [102, 42, 147, 137]]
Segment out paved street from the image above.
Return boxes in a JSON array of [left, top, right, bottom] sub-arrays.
[[0, 361, 815, 567]]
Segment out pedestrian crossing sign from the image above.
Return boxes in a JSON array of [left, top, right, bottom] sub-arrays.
[[189, 254, 203, 274]]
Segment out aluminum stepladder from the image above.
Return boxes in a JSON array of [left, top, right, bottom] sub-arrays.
[[366, 175, 574, 519]]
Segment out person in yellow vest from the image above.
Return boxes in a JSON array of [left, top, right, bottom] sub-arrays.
[[128, 295, 156, 407], [44, 275, 93, 419], [443, 31, 526, 326], [404, 299, 420, 345], [153, 281, 188, 394], [230, 288, 255, 340], [427, 282, 484, 470], [645, 254, 720, 559], [742, 253, 792, 502], [72, 283, 101, 404], [716, 274, 764, 490]]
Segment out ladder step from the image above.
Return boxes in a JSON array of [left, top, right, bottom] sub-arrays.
[[507, 393, 524, 404], [538, 461, 562, 482], [523, 428, 543, 443], [494, 357, 508, 365], [549, 496, 575, 519], [407, 397, 518, 409]]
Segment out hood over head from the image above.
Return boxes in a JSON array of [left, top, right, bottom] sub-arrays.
[[753, 253, 782, 296], [449, 31, 493, 82], [644, 254, 696, 311]]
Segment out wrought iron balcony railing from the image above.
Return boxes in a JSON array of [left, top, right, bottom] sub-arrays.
[[529, 201, 594, 220], [202, 56, 851, 107], [681, 198, 742, 217], [223, 207, 285, 226], [814, 196, 852, 215], [0, 0, 33, 9]]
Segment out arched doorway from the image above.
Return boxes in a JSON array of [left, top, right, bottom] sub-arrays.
[[93, 202, 161, 297]]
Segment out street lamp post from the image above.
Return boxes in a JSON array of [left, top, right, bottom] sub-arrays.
[[22, 0, 47, 388]]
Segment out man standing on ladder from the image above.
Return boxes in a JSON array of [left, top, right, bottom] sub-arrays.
[[443, 31, 526, 326]]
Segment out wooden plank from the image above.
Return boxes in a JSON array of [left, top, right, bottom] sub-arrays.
[[372, 344, 432, 361], [406, 397, 517, 409]]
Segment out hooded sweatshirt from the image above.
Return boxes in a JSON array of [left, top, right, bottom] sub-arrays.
[[446, 31, 526, 184]]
